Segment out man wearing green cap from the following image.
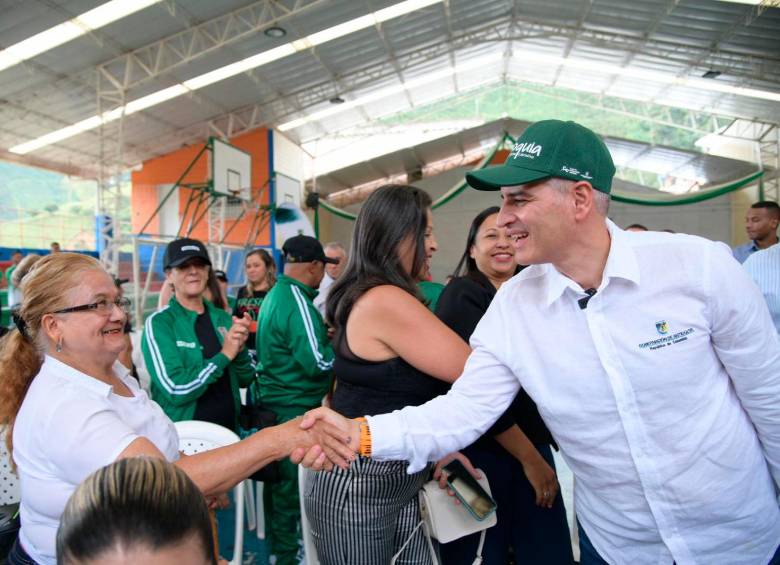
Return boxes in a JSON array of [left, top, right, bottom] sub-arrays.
[[301, 120, 780, 564]]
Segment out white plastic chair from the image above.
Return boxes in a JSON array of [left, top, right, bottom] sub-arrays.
[[0, 435, 21, 505], [256, 481, 265, 540], [175, 420, 247, 565], [298, 465, 320, 565], [238, 388, 266, 540]]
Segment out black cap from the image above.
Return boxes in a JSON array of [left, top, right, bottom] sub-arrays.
[[214, 270, 228, 282], [163, 238, 212, 270], [282, 235, 339, 264]]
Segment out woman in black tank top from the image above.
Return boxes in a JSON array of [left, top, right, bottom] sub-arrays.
[[303, 185, 473, 565]]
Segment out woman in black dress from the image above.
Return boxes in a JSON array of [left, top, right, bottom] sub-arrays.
[[436, 207, 574, 565]]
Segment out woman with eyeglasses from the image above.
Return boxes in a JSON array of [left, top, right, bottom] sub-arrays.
[[0, 251, 354, 565]]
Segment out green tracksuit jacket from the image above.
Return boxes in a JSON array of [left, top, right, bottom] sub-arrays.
[[142, 297, 254, 425], [256, 275, 334, 408]]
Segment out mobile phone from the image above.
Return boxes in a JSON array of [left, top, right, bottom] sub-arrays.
[[443, 459, 497, 521]]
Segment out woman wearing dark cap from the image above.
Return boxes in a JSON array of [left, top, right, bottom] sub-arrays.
[[142, 238, 254, 432], [436, 207, 573, 564]]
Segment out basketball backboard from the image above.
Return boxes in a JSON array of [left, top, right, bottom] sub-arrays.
[[211, 138, 252, 201]]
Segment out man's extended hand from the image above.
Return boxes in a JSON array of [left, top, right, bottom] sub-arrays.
[[290, 407, 360, 470]]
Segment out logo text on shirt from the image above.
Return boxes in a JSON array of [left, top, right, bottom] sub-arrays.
[[176, 340, 197, 348], [638, 327, 695, 351]]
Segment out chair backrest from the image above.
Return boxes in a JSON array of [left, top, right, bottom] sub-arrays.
[[174, 421, 244, 565], [0, 435, 20, 505], [175, 420, 241, 454]]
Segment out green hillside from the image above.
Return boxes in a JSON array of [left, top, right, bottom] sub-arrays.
[[0, 162, 131, 249]]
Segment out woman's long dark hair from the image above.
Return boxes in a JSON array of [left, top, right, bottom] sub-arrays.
[[326, 185, 432, 330], [452, 206, 501, 279]]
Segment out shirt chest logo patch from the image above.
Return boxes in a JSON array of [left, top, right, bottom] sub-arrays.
[[176, 340, 197, 349], [638, 321, 695, 351]]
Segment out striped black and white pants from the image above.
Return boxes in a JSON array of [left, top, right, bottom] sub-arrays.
[[304, 456, 437, 564]]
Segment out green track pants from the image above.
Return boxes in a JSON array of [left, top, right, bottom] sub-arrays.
[[263, 404, 307, 565]]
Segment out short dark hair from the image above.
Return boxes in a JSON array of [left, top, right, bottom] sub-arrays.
[[326, 185, 431, 329], [625, 223, 648, 231], [751, 201, 780, 220], [57, 457, 215, 564]]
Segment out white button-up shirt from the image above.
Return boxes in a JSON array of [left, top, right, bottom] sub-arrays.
[[14, 356, 180, 565], [368, 221, 780, 565], [744, 243, 780, 334]]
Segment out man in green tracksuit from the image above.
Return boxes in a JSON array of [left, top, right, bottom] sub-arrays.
[[142, 238, 254, 430], [256, 235, 338, 565]]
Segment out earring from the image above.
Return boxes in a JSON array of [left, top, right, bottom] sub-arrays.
[[56, 338, 63, 353]]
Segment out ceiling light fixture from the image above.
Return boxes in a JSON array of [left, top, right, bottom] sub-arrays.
[[329, 96, 345, 104], [712, 0, 768, 5], [0, 0, 163, 74], [264, 26, 287, 38], [8, 0, 444, 155], [702, 70, 722, 79]]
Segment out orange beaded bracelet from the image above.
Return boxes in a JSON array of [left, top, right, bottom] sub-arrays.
[[355, 417, 372, 457]]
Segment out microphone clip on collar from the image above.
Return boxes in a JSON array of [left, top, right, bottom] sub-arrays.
[[578, 288, 597, 310]]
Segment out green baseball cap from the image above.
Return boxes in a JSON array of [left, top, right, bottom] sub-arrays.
[[466, 120, 616, 194]]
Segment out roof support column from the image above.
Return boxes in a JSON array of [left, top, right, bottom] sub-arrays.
[[96, 67, 126, 276]]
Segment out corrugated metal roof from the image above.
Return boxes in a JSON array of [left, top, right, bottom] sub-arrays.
[[0, 0, 777, 178]]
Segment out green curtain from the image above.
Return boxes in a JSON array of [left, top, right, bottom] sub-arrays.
[[611, 170, 763, 206]]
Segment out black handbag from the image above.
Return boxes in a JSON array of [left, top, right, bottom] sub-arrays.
[[0, 504, 20, 561], [239, 388, 281, 483]]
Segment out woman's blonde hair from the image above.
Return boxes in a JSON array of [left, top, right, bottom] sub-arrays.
[[0, 252, 105, 456], [244, 248, 276, 294], [10, 253, 41, 288], [57, 457, 215, 564]]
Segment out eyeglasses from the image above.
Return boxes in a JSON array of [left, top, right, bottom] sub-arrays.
[[52, 297, 131, 316]]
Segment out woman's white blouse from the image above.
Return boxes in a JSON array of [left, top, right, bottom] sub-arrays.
[[13, 355, 180, 565]]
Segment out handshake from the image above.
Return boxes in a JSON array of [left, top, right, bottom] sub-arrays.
[[281, 408, 363, 471]]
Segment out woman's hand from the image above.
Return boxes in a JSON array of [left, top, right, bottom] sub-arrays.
[[221, 313, 252, 360], [521, 452, 558, 508], [292, 407, 360, 470], [206, 493, 230, 510], [494, 424, 559, 508], [433, 451, 482, 490], [280, 410, 358, 470]]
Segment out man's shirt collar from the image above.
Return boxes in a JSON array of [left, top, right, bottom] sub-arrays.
[[532, 219, 640, 308]]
